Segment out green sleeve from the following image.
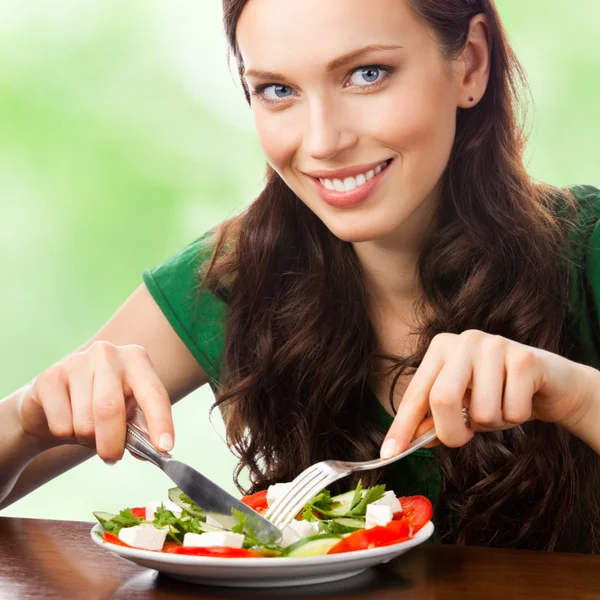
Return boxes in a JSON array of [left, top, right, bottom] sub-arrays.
[[142, 233, 227, 390], [570, 185, 600, 366]]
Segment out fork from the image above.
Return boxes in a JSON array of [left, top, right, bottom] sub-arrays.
[[264, 427, 438, 530]]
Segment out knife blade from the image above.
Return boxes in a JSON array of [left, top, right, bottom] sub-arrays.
[[125, 423, 282, 544]]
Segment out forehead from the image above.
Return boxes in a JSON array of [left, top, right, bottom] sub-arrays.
[[236, 0, 428, 70]]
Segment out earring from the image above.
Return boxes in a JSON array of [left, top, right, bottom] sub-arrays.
[[468, 96, 474, 102]]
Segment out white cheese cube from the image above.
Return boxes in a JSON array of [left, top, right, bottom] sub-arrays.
[[183, 531, 245, 548], [118, 524, 168, 551], [371, 491, 402, 513], [145, 500, 183, 520], [365, 504, 393, 529], [280, 519, 320, 547], [267, 482, 293, 507]]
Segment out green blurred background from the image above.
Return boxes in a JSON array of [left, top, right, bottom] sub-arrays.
[[1, 1, 598, 521]]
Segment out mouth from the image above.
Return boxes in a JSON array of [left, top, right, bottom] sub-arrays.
[[310, 159, 394, 193], [307, 158, 394, 209]]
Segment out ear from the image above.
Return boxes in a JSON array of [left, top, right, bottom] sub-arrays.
[[456, 14, 491, 108]]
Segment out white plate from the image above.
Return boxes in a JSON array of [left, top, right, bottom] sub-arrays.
[[90, 521, 434, 588]]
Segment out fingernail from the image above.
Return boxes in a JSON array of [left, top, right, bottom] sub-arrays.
[[381, 438, 397, 459], [159, 433, 174, 452], [104, 460, 117, 467]]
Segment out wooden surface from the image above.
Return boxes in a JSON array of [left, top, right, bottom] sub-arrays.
[[1, 516, 600, 599]]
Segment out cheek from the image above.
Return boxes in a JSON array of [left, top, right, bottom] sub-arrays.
[[252, 109, 298, 173]]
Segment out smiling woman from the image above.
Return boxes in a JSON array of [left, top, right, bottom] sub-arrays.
[[1, 0, 600, 557]]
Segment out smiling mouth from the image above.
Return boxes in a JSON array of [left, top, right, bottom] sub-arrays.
[[315, 159, 393, 193]]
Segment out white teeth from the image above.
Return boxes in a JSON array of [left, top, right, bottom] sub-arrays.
[[343, 177, 357, 192], [318, 161, 389, 193]]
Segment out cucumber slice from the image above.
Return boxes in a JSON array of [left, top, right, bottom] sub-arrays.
[[328, 517, 366, 533], [281, 534, 343, 557], [312, 490, 367, 517], [168, 486, 206, 518], [93, 511, 117, 528]]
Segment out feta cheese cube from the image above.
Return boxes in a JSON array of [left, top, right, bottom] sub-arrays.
[[118, 524, 168, 551], [267, 482, 293, 507], [281, 519, 320, 547], [371, 491, 402, 513], [183, 531, 245, 548], [365, 504, 393, 529], [145, 500, 183, 520]]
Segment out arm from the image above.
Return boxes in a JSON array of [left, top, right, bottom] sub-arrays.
[[0, 283, 210, 509]]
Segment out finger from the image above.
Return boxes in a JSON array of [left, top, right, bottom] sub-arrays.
[[428, 343, 474, 448], [503, 349, 535, 424], [92, 363, 127, 463], [67, 354, 95, 447], [35, 368, 74, 441], [123, 347, 174, 453], [381, 347, 446, 458], [469, 335, 506, 429]]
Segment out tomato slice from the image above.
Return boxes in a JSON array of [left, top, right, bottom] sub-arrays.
[[173, 546, 263, 558], [327, 529, 370, 554], [327, 517, 412, 555], [162, 541, 180, 553], [131, 507, 146, 519], [103, 532, 132, 548], [396, 496, 433, 534], [240, 490, 269, 512]]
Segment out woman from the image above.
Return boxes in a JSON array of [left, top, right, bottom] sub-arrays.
[[1, 0, 599, 553]]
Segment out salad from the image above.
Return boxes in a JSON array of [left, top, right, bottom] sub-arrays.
[[94, 481, 432, 558]]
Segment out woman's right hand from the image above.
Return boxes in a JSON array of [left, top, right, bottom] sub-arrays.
[[16, 341, 174, 464]]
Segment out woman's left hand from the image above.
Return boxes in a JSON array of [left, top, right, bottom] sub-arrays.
[[380, 329, 600, 458]]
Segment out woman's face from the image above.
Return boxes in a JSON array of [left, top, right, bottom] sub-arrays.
[[237, 0, 468, 245]]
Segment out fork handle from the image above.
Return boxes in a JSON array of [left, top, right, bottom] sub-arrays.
[[125, 422, 171, 469], [354, 427, 438, 471]]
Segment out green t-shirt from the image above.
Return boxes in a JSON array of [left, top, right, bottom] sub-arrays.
[[142, 185, 600, 511]]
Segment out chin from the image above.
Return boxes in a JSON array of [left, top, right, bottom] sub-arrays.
[[324, 220, 395, 244]]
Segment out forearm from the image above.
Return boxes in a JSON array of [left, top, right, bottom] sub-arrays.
[[561, 365, 600, 455], [0, 388, 49, 505]]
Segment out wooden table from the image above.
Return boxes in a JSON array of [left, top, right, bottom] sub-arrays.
[[1, 517, 599, 599]]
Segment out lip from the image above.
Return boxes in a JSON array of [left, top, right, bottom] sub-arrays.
[[307, 159, 393, 209], [303, 159, 391, 181]]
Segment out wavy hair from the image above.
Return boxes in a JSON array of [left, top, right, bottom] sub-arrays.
[[200, 0, 600, 552]]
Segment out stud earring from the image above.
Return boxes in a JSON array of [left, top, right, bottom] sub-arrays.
[[468, 96, 474, 102]]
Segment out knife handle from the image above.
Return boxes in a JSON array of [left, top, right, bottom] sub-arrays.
[[125, 422, 171, 468]]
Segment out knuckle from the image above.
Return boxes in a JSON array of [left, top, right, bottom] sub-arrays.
[[74, 420, 96, 440], [509, 349, 535, 373], [126, 344, 148, 359], [460, 329, 484, 344], [469, 406, 499, 427], [66, 351, 89, 371], [485, 334, 506, 352], [90, 340, 118, 360], [94, 395, 124, 420], [48, 421, 74, 440], [431, 333, 453, 348], [429, 387, 458, 410], [39, 365, 65, 388]]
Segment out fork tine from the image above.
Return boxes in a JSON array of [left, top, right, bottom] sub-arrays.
[[265, 464, 324, 523], [271, 472, 336, 530]]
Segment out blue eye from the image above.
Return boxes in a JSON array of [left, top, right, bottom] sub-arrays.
[[262, 84, 293, 100], [349, 66, 386, 86]]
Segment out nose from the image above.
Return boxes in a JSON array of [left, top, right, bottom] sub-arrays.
[[302, 96, 358, 161]]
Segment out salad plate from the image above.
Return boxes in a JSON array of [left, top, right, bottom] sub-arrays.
[[90, 483, 434, 587], [90, 520, 434, 587]]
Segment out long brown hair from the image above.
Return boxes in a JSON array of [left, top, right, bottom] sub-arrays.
[[202, 0, 600, 552]]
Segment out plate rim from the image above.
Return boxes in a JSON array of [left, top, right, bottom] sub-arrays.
[[90, 520, 434, 567]]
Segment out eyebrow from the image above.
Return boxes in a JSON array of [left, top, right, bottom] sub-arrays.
[[243, 44, 404, 81]]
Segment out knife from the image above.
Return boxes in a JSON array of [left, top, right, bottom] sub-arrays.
[[124, 422, 282, 544]]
